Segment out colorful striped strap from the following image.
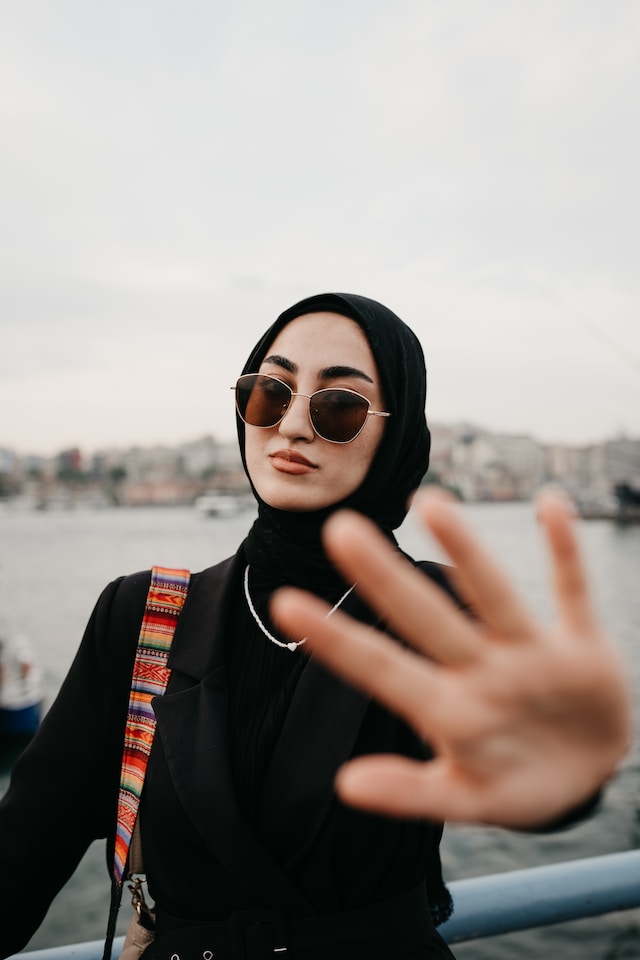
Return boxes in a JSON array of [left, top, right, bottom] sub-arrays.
[[113, 565, 190, 886]]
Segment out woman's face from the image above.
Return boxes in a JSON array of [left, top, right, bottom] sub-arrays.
[[244, 312, 388, 512]]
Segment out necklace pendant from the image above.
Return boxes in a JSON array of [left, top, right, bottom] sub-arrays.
[[244, 565, 355, 654]]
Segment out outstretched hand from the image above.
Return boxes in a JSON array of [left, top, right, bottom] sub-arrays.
[[271, 490, 632, 829]]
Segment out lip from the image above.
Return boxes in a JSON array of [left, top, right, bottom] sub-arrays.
[[269, 449, 318, 475]]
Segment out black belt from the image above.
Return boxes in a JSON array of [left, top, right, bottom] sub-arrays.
[[142, 884, 437, 960]]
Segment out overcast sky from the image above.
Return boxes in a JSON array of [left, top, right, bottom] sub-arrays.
[[1, 0, 638, 456]]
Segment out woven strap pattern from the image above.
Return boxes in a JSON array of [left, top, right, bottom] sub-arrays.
[[113, 565, 190, 885]]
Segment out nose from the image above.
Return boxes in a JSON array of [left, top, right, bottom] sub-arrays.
[[278, 392, 315, 442]]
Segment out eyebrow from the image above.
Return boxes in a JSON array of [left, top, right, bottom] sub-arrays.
[[262, 354, 374, 384]]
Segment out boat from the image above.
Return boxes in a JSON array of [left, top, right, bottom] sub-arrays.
[[578, 483, 640, 523], [194, 491, 251, 518], [0, 630, 43, 743]]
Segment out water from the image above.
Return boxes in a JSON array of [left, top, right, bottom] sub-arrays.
[[0, 502, 638, 957]]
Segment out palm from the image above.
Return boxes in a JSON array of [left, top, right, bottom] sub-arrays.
[[272, 491, 631, 828]]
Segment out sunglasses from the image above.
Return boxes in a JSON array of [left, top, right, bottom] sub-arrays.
[[232, 373, 391, 444]]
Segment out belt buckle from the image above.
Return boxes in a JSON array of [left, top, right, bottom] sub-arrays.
[[230, 908, 289, 959]]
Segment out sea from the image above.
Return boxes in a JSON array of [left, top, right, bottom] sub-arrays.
[[0, 501, 638, 958]]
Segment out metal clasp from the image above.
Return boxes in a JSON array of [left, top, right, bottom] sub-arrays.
[[127, 873, 156, 930]]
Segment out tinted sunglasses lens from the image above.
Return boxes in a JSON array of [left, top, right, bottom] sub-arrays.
[[236, 375, 291, 427], [311, 390, 369, 442]]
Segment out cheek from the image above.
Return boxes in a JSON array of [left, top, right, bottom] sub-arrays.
[[363, 417, 386, 463], [346, 423, 385, 481], [243, 429, 263, 478]]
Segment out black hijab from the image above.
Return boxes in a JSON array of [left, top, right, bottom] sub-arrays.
[[239, 293, 431, 590]]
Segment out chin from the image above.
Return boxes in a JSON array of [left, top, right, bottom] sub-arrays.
[[254, 479, 340, 514], [261, 491, 335, 513]]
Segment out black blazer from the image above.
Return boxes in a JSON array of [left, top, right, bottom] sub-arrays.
[[0, 549, 457, 959]]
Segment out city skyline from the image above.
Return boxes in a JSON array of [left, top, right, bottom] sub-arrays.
[[2, 1, 639, 455], [4, 416, 638, 514], [2, 415, 637, 464]]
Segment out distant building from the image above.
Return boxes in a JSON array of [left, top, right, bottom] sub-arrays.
[[0, 449, 16, 475], [433, 425, 545, 501]]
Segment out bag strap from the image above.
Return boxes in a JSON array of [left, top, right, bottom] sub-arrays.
[[129, 817, 144, 876], [113, 565, 190, 887]]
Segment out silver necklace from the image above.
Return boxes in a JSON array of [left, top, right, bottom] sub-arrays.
[[243, 564, 355, 652]]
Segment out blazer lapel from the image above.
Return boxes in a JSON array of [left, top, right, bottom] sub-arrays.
[[153, 550, 312, 911], [153, 672, 312, 911], [165, 553, 238, 679]]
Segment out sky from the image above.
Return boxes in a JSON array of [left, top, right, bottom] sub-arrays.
[[1, 0, 639, 456]]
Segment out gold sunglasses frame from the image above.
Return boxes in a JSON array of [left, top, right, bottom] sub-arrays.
[[231, 374, 391, 444]]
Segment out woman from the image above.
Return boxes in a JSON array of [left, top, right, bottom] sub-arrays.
[[0, 293, 629, 960]]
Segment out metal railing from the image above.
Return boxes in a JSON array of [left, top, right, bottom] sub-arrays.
[[439, 849, 640, 942], [12, 850, 640, 959]]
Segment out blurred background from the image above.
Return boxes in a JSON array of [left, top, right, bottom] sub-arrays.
[[1, 2, 639, 958]]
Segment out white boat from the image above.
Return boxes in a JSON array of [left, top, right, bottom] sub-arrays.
[[194, 492, 250, 518], [0, 631, 43, 741]]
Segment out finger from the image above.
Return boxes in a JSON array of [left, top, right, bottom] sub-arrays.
[[271, 587, 444, 737], [335, 756, 445, 818], [321, 509, 479, 666], [335, 755, 588, 827], [536, 492, 598, 637], [335, 756, 493, 823], [414, 489, 536, 642]]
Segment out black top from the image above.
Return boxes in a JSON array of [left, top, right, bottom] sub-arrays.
[[225, 564, 309, 825]]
